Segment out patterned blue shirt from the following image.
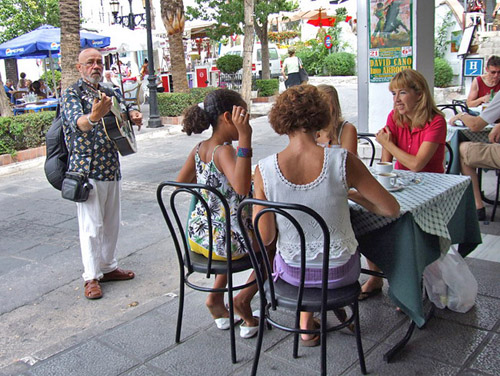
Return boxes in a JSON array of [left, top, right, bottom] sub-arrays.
[[61, 79, 129, 181]]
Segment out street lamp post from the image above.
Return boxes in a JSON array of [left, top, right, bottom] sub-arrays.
[[144, 0, 162, 128], [109, 0, 145, 29]]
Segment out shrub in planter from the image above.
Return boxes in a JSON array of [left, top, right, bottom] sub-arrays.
[[0, 111, 55, 155], [157, 87, 218, 117], [323, 52, 356, 76], [216, 55, 243, 74], [157, 92, 197, 117], [434, 58, 453, 88], [255, 79, 279, 97]]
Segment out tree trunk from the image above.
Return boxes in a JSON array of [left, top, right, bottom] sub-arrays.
[[4, 59, 19, 85], [161, 0, 189, 93], [60, 0, 82, 92], [242, 0, 255, 107], [254, 20, 270, 80]]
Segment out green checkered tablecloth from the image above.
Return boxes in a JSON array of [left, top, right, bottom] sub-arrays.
[[351, 172, 481, 327]]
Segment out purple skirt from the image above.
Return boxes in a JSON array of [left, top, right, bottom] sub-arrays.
[[273, 250, 360, 289]]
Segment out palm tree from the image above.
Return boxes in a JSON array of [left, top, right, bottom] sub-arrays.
[[160, 0, 189, 93], [60, 0, 81, 92]]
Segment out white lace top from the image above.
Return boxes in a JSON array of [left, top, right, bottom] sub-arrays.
[[258, 147, 358, 268]]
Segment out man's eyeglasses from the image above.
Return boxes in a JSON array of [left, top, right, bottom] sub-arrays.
[[81, 60, 104, 67]]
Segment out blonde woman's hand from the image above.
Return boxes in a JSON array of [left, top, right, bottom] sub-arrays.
[[376, 126, 392, 147], [232, 105, 252, 139]]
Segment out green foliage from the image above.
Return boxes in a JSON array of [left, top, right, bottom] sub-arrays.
[[0, 111, 55, 155], [157, 88, 217, 117], [268, 31, 299, 43], [186, 0, 298, 42], [325, 7, 349, 53], [255, 79, 279, 97], [216, 55, 243, 74], [295, 40, 329, 76], [0, 0, 60, 43], [40, 70, 61, 92], [435, 11, 454, 59], [323, 52, 356, 76], [434, 58, 453, 88]]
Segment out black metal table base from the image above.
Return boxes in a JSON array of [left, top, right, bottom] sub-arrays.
[[360, 268, 435, 362]]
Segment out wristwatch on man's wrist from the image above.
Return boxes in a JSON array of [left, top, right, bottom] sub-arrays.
[[87, 114, 99, 126]]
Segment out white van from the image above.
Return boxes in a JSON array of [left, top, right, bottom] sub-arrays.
[[223, 43, 281, 78]]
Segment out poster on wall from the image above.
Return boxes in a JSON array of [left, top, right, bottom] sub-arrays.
[[368, 0, 413, 83]]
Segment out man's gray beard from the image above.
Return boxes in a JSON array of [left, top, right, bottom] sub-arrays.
[[85, 73, 102, 85]]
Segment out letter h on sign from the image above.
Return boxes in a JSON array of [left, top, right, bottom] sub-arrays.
[[464, 58, 484, 77]]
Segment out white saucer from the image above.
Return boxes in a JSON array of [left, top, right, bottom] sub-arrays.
[[386, 184, 404, 192]]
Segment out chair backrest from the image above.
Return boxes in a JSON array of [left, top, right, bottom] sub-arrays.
[[157, 181, 232, 277], [237, 198, 331, 311], [445, 142, 454, 174], [437, 103, 469, 117], [357, 132, 376, 167], [123, 81, 142, 110]]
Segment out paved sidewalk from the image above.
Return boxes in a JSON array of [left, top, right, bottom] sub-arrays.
[[10, 258, 500, 376]]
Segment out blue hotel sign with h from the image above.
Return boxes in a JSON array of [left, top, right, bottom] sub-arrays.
[[464, 58, 484, 77]]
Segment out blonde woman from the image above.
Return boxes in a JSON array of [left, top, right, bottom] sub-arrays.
[[316, 84, 358, 155]]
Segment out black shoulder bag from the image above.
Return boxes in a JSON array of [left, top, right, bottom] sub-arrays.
[[61, 126, 96, 202]]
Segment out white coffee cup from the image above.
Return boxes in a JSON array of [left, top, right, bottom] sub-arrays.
[[377, 172, 398, 189], [375, 161, 393, 174]]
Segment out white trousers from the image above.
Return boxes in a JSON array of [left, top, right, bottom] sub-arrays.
[[76, 179, 121, 281]]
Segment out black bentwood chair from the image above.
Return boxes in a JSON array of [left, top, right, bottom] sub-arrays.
[[156, 181, 256, 364], [237, 199, 366, 376], [445, 142, 454, 174], [357, 132, 376, 167]]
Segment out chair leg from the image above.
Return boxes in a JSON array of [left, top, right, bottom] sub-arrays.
[[227, 272, 237, 364], [175, 282, 185, 343], [251, 302, 266, 376], [354, 301, 367, 375], [491, 173, 500, 222], [293, 313, 300, 359]]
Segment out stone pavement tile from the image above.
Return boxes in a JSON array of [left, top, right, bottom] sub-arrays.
[[264, 328, 377, 375], [0, 255, 31, 275], [434, 294, 500, 331], [457, 371, 490, 376], [99, 310, 181, 362], [344, 342, 461, 376], [231, 353, 320, 376], [26, 339, 140, 376], [145, 330, 255, 376], [466, 259, 500, 299], [467, 333, 500, 375], [120, 364, 167, 375], [384, 317, 488, 367]]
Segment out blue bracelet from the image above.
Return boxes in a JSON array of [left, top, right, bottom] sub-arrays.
[[237, 147, 252, 158]]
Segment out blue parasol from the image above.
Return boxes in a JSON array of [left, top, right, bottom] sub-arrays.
[[0, 25, 110, 59]]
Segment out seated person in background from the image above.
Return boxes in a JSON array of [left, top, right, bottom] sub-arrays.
[[361, 69, 446, 300], [316, 84, 358, 155], [38, 79, 52, 97], [3, 79, 14, 102], [17, 72, 28, 91], [31, 80, 47, 99], [467, 56, 500, 108], [450, 94, 500, 221], [253, 85, 399, 346], [139, 59, 148, 81]]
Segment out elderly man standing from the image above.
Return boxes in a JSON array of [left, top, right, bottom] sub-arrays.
[[450, 93, 500, 220], [467, 56, 500, 108], [62, 48, 142, 299]]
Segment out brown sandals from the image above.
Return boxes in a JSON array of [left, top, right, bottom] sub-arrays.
[[300, 318, 321, 347], [84, 279, 103, 299], [100, 268, 135, 282]]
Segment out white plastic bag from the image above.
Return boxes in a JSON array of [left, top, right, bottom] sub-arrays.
[[423, 248, 478, 313]]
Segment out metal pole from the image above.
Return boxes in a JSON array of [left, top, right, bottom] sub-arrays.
[[145, 0, 162, 128], [128, 0, 135, 30]]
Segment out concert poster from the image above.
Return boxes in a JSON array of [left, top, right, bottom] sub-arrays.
[[368, 0, 413, 83]]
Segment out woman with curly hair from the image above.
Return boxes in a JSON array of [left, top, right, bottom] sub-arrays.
[[252, 85, 400, 346]]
